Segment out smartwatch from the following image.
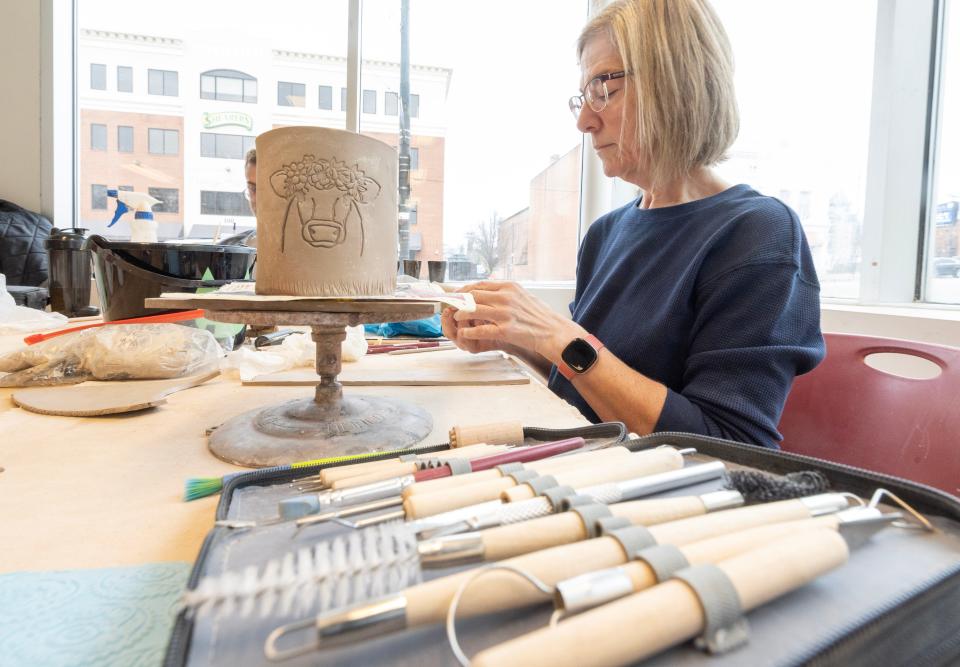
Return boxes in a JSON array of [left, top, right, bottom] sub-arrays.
[[558, 334, 605, 380]]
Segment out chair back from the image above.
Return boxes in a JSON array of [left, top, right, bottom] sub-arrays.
[[778, 332, 960, 496]]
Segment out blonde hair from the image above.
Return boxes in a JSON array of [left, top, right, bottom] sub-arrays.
[[578, 0, 739, 188]]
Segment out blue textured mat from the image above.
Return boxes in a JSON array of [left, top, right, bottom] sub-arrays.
[[0, 562, 190, 667]]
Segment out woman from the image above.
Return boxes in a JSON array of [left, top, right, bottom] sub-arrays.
[[441, 0, 824, 448]]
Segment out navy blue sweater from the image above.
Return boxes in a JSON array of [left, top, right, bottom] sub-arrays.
[[547, 184, 825, 448]]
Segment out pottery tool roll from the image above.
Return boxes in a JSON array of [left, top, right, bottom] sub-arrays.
[[470, 530, 850, 667]]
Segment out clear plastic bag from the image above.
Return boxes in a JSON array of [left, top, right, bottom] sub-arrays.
[[0, 323, 222, 387]]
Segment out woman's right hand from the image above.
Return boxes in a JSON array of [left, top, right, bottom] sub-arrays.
[[440, 307, 503, 354]]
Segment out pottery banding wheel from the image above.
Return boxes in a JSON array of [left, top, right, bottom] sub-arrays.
[[147, 296, 437, 467]]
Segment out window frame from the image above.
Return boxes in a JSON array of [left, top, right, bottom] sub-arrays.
[[117, 125, 133, 153], [90, 123, 106, 150]]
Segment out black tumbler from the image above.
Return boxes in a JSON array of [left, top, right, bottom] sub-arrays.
[[46, 227, 98, 317], [427, 260, 447, 282], [402, 259, 422, 279]]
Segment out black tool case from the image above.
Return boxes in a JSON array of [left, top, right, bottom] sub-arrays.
[[164, 431, 960, 667]]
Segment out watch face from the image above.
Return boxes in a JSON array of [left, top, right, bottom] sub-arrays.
[[561, 337, 598, 373]]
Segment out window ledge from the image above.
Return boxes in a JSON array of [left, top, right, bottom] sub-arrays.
[[821, 300, 960, 322]]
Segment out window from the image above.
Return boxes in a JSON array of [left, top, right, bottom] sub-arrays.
[[710, 1, 876, 299], [362, 89, 376, 114], [148, 128, 179, 155], [200, 69, 257, 103], [117, 125, 133, 153], [926, 1, 960, 303], [278, 81, 305, 107], [148, 68, 178, 96], [117, 65, 132, 92], [201, 190, 252, 216], [118, 185, 134, 192], [385, 91, 398, 116], [409, 205, 418, 226], [90, 123, 106, 150], [385, 91, 416, 118], [91, 184, 108, 209], [90, 63, 106, 90], [340, 87, 347, 111], [200, 132, 256, 159], [362, 0, 583, 276], [319, 85, 333, 110], [149, 187, 179, 213]]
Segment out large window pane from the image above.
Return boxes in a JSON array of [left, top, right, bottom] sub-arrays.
[[278, 81, 305, 107], [77, 2, 361, 238], [926, 0, 960, 303], [361, 0, 584, 279], [713, 1, 876, 299]]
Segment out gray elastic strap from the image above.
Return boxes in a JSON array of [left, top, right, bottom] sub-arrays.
[[540, 485, 577, 512], [634, 544, 690, 582], [569, 503, 613, 538], [507, 469, 539, 485], [595, 516, 632, 534], [560, 494, 595, 511], [495, 462, 525, 475], [399, 453, 419, 462], [444, 458, 474, 476], [673, 563, 749, 654], [526, 475, 559, 495], [606, 525, 657, 560]]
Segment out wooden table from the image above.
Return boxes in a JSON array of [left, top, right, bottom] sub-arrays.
[[0, 327, 588, 573]]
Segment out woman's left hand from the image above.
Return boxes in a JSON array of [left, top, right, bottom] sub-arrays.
[[452, 281, 583, 360]]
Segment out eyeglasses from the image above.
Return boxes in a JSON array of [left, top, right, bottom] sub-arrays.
[[569, 70, 628, 120]]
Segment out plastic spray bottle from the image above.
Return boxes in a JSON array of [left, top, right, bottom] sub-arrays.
[[106, 189, 162, 243]]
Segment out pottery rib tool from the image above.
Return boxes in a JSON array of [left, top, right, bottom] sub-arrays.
[[11, 370, 219, 417]]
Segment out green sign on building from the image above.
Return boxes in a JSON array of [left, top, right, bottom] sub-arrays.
[[202, 111, 253, 131]]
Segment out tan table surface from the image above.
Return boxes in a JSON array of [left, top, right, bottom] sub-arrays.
[[0, 333, 587, 573]]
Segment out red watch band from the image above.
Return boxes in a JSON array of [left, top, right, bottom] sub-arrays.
[[558, 334, 605, 380]]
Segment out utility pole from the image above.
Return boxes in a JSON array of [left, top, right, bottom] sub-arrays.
[[397, 0, 412, 260]]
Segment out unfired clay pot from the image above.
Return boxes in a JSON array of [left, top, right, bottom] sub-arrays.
[[255, 126, 398, 296]]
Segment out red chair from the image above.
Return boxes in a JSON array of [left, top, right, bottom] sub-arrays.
[[778, 332, 960, 497]]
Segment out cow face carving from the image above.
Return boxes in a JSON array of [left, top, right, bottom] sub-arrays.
[[269, 155, 382, 255]]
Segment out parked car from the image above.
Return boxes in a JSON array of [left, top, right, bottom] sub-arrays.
[[933, 257, 960, 278]]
